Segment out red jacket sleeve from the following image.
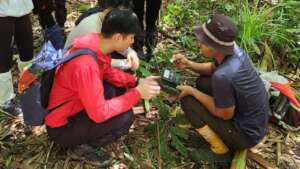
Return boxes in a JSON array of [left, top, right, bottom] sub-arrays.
[[103, 67, 137, 88], [73, 59, 141, 123]]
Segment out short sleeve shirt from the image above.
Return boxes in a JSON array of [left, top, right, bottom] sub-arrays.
[[212, 46, 270, 145]]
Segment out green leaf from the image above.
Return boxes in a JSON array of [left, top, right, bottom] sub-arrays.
[[78, 3, 92, 12], [124, 152, 135, 162], [170, 132, 188, 157], [144, 123, 157, 135], [224, 4, 234, 12], [5, 155, 12, 168], [170, 126, 188, 140], [260, 42, 273, 72], [138, 66, 152, 77], [160, 131, 175, 162], [251, 41, 261, 55], [143, 100, 151, 113], [265, 42, 277, 70]]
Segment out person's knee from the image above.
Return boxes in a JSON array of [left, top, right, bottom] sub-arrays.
[[119, 111, 134, 129], [105, 111, 134, 139], [181, 96, 194, 108], [180, 96, 207, 128]]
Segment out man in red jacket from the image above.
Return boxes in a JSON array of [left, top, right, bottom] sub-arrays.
[[45, 9, 161, 161]]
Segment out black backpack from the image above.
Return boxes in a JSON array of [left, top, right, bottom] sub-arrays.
[[20, 45, 98, 126]]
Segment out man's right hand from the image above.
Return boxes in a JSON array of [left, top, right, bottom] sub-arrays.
[[136, 76, 161, 100], [171, 53, 190, 69]]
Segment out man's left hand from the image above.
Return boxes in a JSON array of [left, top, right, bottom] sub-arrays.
[[127, 50, 139, 71]]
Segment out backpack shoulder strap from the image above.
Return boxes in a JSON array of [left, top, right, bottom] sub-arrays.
[[75, 6, 102, 26], [59, 48, 98, 65]]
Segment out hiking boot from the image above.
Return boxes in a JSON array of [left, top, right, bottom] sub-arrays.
[[72, 144, 112, 164], [0, 100, 22, 116], [0, 71, 16, 115]]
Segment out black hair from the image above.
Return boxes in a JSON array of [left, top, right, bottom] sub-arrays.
[[101, 9, 141, 38], [98, 0, 133, 9]]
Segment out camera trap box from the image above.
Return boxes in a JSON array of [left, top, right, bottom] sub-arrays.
[[159, 69, 181, 95]]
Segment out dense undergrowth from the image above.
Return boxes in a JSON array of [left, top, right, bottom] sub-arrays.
[[0, 0, 299, 169], [138, 0, 300, 168]]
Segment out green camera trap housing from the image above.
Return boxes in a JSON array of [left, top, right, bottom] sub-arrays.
[[159, 69, 181, 95]]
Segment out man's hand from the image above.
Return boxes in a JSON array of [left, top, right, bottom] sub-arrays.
[[176, 85, 195, 100], [171, 53, 190, 69], [126, 50, 139, 71], [136, 76, 161, 100]]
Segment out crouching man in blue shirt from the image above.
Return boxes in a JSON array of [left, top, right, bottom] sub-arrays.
[[172, 14, 270, 154]]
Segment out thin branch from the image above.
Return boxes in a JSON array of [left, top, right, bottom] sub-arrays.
[[43, 141, 54, 169], [0, 109, 15, 119]]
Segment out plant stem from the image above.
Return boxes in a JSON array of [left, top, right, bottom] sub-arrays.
[[157, 122, 162, 169], [0, 109, 15, 119], [44, 141, 54, 169]]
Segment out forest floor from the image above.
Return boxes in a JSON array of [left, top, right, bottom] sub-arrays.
[[0, 0, 299, 169]]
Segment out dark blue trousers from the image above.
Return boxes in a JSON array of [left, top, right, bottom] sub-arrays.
[[46, 82, 133, 147]]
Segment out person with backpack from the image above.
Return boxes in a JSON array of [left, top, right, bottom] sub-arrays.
[[172, 14, 270, 154], [45, 9, 161, 161], [132, 0, 162, 61], [32, 0, 67, 50], [32, 0, 66, 29], [65, 0, 140, 71], [0, 0, 34, 116]]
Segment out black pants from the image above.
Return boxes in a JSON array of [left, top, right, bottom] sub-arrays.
[[181, 76, 252, 150], [32, 0, 67, 29], [0, 15, 33, 73], [46, 82, 132, 147], [132, 0, 162, 31]]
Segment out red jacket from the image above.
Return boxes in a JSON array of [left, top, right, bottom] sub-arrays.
[[45, 33, 141, 128]]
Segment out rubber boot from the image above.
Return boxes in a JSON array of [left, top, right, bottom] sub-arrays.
[[0, 71, 15, 107], [196, 125, 229, 154], [0, 71, 21, 116]]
